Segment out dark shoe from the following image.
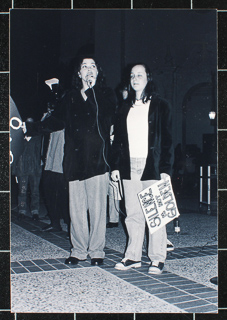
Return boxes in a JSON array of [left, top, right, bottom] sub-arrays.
[[39, 214, 50, 221], [106, 222, 118, 228], [65, 257, 79, 265], [42, 224, 62, 232], [65, 257, 86, 265], [115, 258, 141, 270], [32, 214, 39, 221], [91, 258, 104, 266], [18, 213, 26, 221], [210, 277, 218, 285], [167, 239, 174, 252], [148, 261, 164, 274]]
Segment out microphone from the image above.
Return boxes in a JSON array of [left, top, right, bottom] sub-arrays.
[[86, 75, 93, 88]]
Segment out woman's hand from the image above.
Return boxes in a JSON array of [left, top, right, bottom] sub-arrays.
[[160, 173, 170, 181], [111, 170, 120, 182], [86, 76, 96, 89], [21, 122, 27, 134]]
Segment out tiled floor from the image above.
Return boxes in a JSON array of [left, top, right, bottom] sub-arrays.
[[11, 212, 218, 313], [11, 245, 218, 274]]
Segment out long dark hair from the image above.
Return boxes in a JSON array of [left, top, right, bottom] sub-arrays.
[[127, 63, 155, 105], [72, 56, 106, 90]]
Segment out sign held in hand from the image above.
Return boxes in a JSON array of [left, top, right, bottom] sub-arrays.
[[138, 176, 180, 234]]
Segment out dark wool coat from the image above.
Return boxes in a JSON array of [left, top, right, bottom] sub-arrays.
[[111, 94, 174, 181], [12, 136, 42, 177], [26, 87, 117, 181]]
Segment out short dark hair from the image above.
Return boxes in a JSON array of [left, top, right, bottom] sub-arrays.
[[72, 56, 106, 90], [127, 63, 155, 104]]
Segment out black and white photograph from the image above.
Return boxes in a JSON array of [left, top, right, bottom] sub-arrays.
[[9, 9, 218, 314]]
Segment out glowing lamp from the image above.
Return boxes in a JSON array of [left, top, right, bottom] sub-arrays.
[[209, 111, 216, 120]]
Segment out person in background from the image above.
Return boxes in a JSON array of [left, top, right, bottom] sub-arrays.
[[40, 80, 70, 233], [41, 129, 70, 233], [106, 84, 129, 228], [107, 181, 121, 228], [106, 125, 122, 228], [12, 118, 42, 221], [111, 63, 174, 274]]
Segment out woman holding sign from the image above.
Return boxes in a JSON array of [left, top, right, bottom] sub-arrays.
[[111, 63, 174, 274]]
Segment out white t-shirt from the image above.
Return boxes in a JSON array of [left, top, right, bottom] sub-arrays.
[[127, 100, 150, 158]]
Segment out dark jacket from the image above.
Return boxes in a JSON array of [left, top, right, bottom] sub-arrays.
[[111, 94, 174, 180], [26, 86, 117, 181], [12, 136, 42, 177]]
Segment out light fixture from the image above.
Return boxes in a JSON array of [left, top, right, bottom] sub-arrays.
[[209, 111, 216, 120]]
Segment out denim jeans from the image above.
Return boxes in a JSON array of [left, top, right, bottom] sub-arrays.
[[69, 173, 109, 260], [122, 158, 167, 262], [42, 170, 70, 228], [17, 174, 41, 215]]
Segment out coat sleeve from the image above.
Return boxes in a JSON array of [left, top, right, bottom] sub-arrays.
[[110, 107, 124, 172], [159, 100, 174, 176], [25, 95, 67, 136]]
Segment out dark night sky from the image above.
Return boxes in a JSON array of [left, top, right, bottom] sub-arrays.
[[10, 9, 216, 123]]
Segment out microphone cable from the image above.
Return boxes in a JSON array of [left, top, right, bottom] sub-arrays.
[[91, 86, 111, 171], [91, 86, 127, 218]]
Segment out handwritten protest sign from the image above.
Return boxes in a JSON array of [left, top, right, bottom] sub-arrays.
[[138, 176, 180, 234]]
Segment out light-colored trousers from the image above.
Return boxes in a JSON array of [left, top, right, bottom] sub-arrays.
[[108, 198, 120, 223], [69, 173, 109, 260], [108, 180, 121, 223], [122, 158, 167, 262]]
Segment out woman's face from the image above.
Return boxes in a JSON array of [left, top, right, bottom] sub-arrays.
[[130, 65, 148, 94], [78, 58, 98, 89]]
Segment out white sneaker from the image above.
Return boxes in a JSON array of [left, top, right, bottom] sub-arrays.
[[167, 239, 174, 252], [148, 261, 164, 274], [115, 258, 141, 270]]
